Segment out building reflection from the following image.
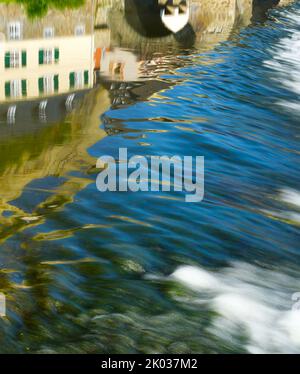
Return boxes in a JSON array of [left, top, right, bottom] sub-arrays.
[[93, 0, 288, 85], [0, 0, 292, 219], [0, 1, 94, 125], [0, 1, 176, 234], [0, 0, 290, 120]]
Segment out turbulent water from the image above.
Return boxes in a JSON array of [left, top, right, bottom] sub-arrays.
[[0, 2, 300, 353]]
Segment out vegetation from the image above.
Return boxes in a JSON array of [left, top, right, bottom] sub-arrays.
[[1, 0, 85, 18]]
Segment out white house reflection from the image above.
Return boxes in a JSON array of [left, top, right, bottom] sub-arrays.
[[0, 0, 290, 124], [0, 2, 94, 123]]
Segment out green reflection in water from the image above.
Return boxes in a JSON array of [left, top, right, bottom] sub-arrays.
[[1, 0, 85, 18]]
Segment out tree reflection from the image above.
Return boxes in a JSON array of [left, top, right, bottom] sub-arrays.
[[2, 0, 85, 17]]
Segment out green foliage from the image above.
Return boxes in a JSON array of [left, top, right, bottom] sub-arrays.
[[1, 0, 85, 18]]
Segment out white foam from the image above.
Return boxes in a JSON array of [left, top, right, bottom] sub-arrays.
[[260, 189, 300, 226], [213, 293, 275, 324], [279, 188, 300, 208], [263, 188, 300, 226], [264, 10, 300, 112], [171, 265, 220, 290], [262, 209, 300, 225], [279, 310, 300, 345], [170, 262, 300, 353], [278, 100, 300, 112]]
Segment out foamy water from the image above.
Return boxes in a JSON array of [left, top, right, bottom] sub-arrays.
[[168, 12, 300, 353], [261, 188, 300, 226], [264, 9, 300, 111], [280, 188, 300, 208], [171, 263, 300, 353]]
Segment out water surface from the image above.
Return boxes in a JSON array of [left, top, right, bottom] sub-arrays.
[[0, 1, 300, 353]]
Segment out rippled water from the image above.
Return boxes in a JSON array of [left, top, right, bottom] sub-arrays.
[[0, 1, 300, 353]]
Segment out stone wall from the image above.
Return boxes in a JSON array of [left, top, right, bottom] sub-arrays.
[[0, 0, 293, 41], [0, 1, 94, 39]]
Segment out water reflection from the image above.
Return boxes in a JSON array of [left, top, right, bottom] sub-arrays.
[[0, 0, 298, 354], [1, 0, 86, 18], [0, 0, 282, 115], [0, 1, 93, 122]]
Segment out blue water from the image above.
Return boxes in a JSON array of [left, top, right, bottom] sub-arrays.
[[0, 3, 300, 353]]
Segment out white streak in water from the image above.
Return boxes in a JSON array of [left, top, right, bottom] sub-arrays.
[[172, 265, 220, 290], [169, 262, 300, 353], [264, 9, 300, 112], [279, 188, 300, 208]]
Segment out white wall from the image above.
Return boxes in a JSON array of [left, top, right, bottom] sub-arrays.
[[0, 35, 94, 102]]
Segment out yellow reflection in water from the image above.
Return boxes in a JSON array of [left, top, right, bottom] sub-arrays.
[[0, 87, 111, 242]]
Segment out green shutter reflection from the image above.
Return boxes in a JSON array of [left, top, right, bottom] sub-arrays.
[[5, 52, 10, 69], [38, 77, 44, 94], [54, 75, 59, 92], [69, 72, 75, 88], [54, 48, 59, 63], [22, 51, 27, 67], [21, 80, 27, 97], [39, 49, 44, 65], [84, 70, 89, 85], [5, 82, 11, 98]]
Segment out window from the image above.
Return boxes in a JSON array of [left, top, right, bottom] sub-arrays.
[[44, 27, 54, 38], [41, 76, 53, 94], [10, 51, 20, 68], [75, 24, 85, 36], [11, 79, 21, 97], [4, 50, 27, 69], [39, 48, 59, 64], [5, 79, 27, 98], [69, 70, 89, 89], [74, 71, 84, 88], [44, 76, 53, 94], [44, 48, 53, 64], [38, 75, 59, 95], [7, 22, 22, 40]]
